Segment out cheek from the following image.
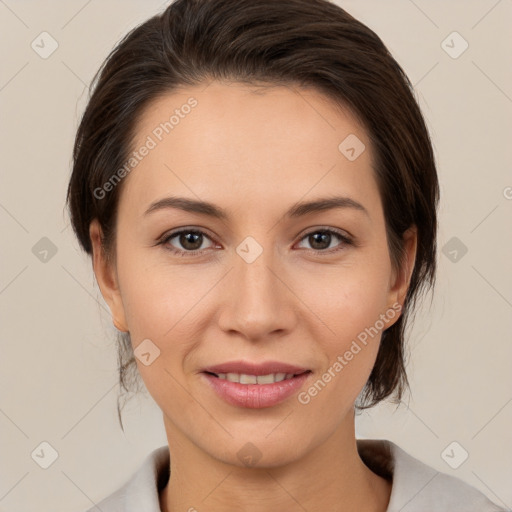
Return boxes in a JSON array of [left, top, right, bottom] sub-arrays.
[[117, 244, 208, 335], [114, 250, 207, 393], [118, 262, 205, 410], [296, 281, 388, 420], [301, 256, 392, 338], [298, 256, 392, 389]]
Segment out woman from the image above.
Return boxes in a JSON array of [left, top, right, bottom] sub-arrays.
[[66, 0, 506, 510]]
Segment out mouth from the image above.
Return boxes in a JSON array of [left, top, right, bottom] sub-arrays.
[[201, 360, 311, 383], [200, 360, 313, 408], [202, 370, 311, 385]]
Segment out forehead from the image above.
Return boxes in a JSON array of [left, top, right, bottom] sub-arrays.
[[119, 81, 380, 220]]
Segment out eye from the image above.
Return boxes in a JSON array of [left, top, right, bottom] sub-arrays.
[[158, 226, 354, 257], [296, 228, 353, 253], [159, 229, 216, 256]]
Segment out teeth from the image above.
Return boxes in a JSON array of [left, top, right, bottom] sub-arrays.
[[257, 374, 276, 384], [240, 374, 257, 384], [215, 372, 296, 384]]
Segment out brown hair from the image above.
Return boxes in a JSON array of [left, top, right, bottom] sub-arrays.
[[66, 0, 439, 429]]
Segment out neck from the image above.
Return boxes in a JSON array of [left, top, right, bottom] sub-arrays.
[[159, 412, 391, 512]]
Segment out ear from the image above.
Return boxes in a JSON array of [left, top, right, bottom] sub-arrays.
[[89, 218, 129, 332], [386, 225, 417, 314]]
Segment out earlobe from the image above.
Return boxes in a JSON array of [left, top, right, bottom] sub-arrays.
[[89, 219, 129, 332], [112, 317, 129, 333]]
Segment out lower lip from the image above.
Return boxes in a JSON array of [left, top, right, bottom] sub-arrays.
[[202, 372, 311, 409]]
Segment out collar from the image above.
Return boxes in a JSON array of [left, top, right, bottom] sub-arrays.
[[88, 439, 504, 511]]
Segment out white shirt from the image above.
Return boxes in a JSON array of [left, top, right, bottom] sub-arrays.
[[84, 439, 506, 511]]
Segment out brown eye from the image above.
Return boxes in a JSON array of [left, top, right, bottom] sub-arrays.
[[297, 229, 353, 253], [176, 232, 204, 251], [308, 231, 333, 250], [161, 229, 215, 255]]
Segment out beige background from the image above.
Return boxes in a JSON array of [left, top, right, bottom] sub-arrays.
[[1, 0, 511, 510]]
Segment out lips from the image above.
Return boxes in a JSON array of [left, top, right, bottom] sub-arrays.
[[201, 360, 310, 376], [200, 360, 312, 408]]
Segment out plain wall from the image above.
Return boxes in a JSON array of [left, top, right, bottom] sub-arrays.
[[0, 1, 511, 510]]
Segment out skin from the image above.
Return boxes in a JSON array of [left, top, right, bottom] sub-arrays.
[[90, 80, 417, 512]]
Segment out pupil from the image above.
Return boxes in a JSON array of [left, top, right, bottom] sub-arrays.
[[310, 232, 330, 250], [181, 232, 201, 250]]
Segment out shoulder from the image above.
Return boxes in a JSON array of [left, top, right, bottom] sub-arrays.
[[357, 439, 507, 512], [83, 445, 170, 512]]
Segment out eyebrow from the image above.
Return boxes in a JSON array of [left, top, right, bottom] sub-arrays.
[[143, 195, 369, 220]]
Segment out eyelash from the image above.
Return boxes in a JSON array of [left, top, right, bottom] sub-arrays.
[[157, 227, 354, 257]]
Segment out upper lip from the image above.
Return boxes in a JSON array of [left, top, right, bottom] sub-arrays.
[[202, 360, 310, 376]]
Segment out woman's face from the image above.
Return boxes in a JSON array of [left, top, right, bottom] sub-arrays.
[[91, 80, 415, 467]]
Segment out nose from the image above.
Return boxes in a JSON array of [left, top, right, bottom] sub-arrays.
[[217, 241, 298, 341]]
